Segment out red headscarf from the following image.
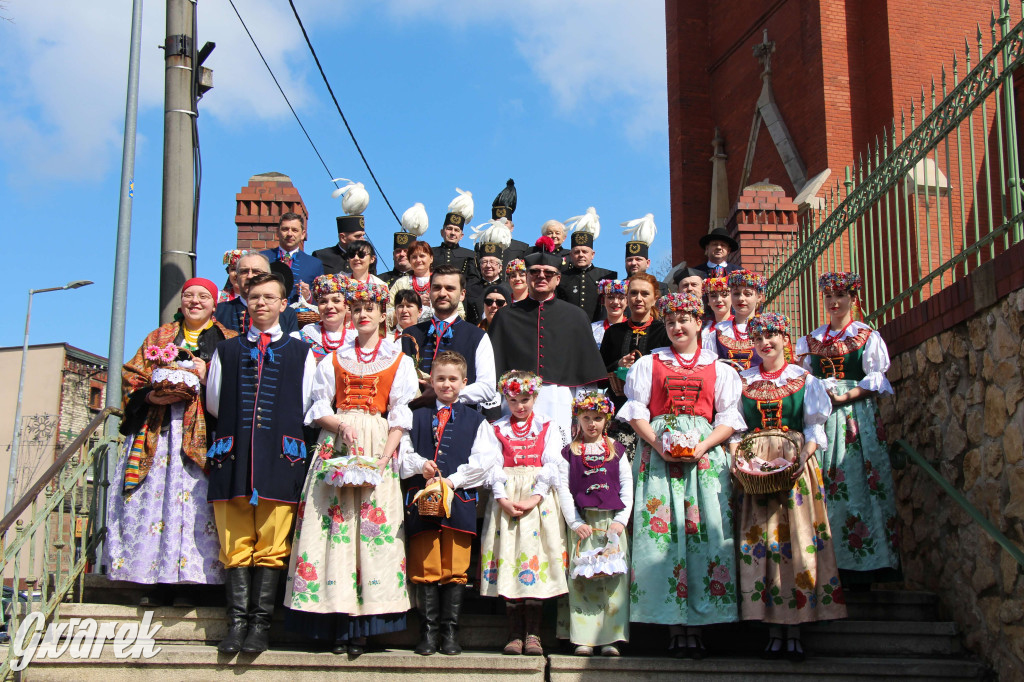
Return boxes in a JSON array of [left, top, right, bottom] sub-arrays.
[[181, 277, 219, 300]]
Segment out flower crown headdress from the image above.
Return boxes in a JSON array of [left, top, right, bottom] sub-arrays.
[[498, 371, 542, 397], [572, 391, 614, 417], [655, 292, 704, 317]]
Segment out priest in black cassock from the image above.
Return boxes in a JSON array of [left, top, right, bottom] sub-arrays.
[[488, 238, 607, 436], [557, 231, 617, 322], [490, 179, 530, 265]]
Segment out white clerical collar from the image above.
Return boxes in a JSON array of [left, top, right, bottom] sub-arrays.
[[247, 324, 283, 342]]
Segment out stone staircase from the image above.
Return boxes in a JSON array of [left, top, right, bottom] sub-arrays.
[[20, 576, 989, 681]]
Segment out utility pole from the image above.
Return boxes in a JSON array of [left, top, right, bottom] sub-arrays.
[[159, 0, 197, 323]]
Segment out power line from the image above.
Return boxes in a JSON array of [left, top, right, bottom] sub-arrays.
[[226, 0, 337, 184], [286, 0, 401, 226]]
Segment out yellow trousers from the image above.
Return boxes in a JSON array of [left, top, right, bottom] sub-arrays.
[[212, 497, 296, 569], [408, 529, 473, 585]]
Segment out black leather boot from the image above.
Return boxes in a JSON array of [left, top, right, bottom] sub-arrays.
[[438, 582, 465, 655], [242, 567, 280, 653], [414, 584, 441, 655], [218, 567, 250, 654]]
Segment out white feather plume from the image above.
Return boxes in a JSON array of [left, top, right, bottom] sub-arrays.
[[468, 218, 512, 249], [447, 187, 474, 223], [330, 178, 370, 215], [401, 203, 429, 236], [564, 206, 601, 239], [620, 213, 657, 245]]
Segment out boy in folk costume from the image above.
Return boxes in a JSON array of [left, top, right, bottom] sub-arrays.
[[399, 351, 501, 656], [205, 272, 318, 654]]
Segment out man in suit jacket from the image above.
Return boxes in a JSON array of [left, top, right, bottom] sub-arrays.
[[259, 212, 324, 303], [558, 231, 617, 321], [311, 214, 378, 276], [693, 227, 742, 278]]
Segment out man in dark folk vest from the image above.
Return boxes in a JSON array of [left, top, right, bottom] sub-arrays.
[[205, 272, 317, 655]]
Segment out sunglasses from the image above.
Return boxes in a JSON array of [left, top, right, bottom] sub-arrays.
[[528, 269, 560, 279], [484, 297, 507, 307]]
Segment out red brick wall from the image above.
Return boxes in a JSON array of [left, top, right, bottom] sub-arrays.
[[668, 0, 996, 268], [234, 174, 309, 252], [726, 185, 799, 273]]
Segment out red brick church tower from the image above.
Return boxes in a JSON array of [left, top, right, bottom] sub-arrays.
[[667, 0, 995, 267]]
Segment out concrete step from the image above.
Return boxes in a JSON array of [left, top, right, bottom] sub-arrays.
[[22, 645, 546, 681], [547, 654, 988, 681], [841, 589, 940, 622], [56, 604, 963, 657]]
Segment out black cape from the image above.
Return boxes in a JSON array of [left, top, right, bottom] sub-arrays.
[[488, 296, 606, 388]]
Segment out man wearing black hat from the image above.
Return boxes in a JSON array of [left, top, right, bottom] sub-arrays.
[[214, 253, 299, 334], [466, 241, 509, 324], [558, 232, 617, 322], [312, 214, 378, 276], [491, 179, 530, 264], [378, 231, 414, 287], [433, 211, 480, 283], [623, 240, 669, 296], [693, 227, 741, 278], [488, 240, 607, 436], [673, 266, 706, 296]]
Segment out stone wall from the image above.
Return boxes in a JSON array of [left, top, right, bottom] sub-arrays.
[[877, 284, 1024, 680]]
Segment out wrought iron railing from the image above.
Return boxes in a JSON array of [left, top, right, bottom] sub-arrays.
[[0, 407, 122, 680], [763, 0, 1024, 334]]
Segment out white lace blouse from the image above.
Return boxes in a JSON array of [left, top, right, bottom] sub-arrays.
[[796, 321, 894, 395]]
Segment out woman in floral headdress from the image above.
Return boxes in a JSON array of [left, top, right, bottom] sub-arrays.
[[219, 249, 248, 303], [618, 292, 746, 658], [714, 269, 767, 370], [591, 279, 628, 345], [505, 258, 529, 302], [703, 276, 732, 336], [284, 279, 418, 657], [480, 370, 568, 657], [796, 273, 898, 584], [730, 312, 845, 661], [292, 274, 353, 362], [106, 278, 236, 605]]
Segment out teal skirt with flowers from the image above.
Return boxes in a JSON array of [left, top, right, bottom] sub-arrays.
[[629, 414, 738, 626], [818, 379, 900, 572]]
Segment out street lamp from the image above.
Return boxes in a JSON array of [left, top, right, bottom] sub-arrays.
[[4, 280, 94, 515]]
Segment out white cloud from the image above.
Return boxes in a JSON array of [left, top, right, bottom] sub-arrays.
[[0, 0, 665, 183], [0, 0, 319, 182]]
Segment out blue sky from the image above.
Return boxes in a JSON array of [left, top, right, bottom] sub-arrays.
[[0, 0, 669, 362]]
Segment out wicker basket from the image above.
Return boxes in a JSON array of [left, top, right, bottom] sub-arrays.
[[417, 489, 444, 517], [151, 349, 201, 402], [734, 429, 801, 496], [571, 531, 627, 580], [401, 333, 431, 382], [296, 309, 321, 327]]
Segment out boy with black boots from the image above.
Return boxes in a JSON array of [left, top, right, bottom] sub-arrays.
[[205, 272, 317, 654], [400, 351, 500, 655]]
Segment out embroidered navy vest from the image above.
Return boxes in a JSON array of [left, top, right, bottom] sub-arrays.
[[562, 441, 626, 512], [402, 318, 482, 381], [207, 335, 310, 504], [404, 403, 484, 536]]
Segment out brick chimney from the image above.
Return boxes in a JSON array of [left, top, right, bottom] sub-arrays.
[[234, 172, 309, 251], [725, 181, 799, 273]]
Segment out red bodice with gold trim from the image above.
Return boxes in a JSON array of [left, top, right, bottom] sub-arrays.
[[495, 421, 550, 467], [649, 355, 717, 421]]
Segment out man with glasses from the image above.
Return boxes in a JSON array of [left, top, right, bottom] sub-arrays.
[[214, 253, 299, 335], [466, 241, 511, 324], [401, 265, 497, 410], [259, 213, 324, 303], [487, 241, 607, 435]]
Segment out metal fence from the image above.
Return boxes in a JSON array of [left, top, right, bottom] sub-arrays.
[[764, 1, 1024, 334], [0, 408, 121, 680]]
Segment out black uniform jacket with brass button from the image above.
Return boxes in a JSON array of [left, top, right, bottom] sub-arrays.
[[207, 335, 311, 504], [557, 263, 618, 322]]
